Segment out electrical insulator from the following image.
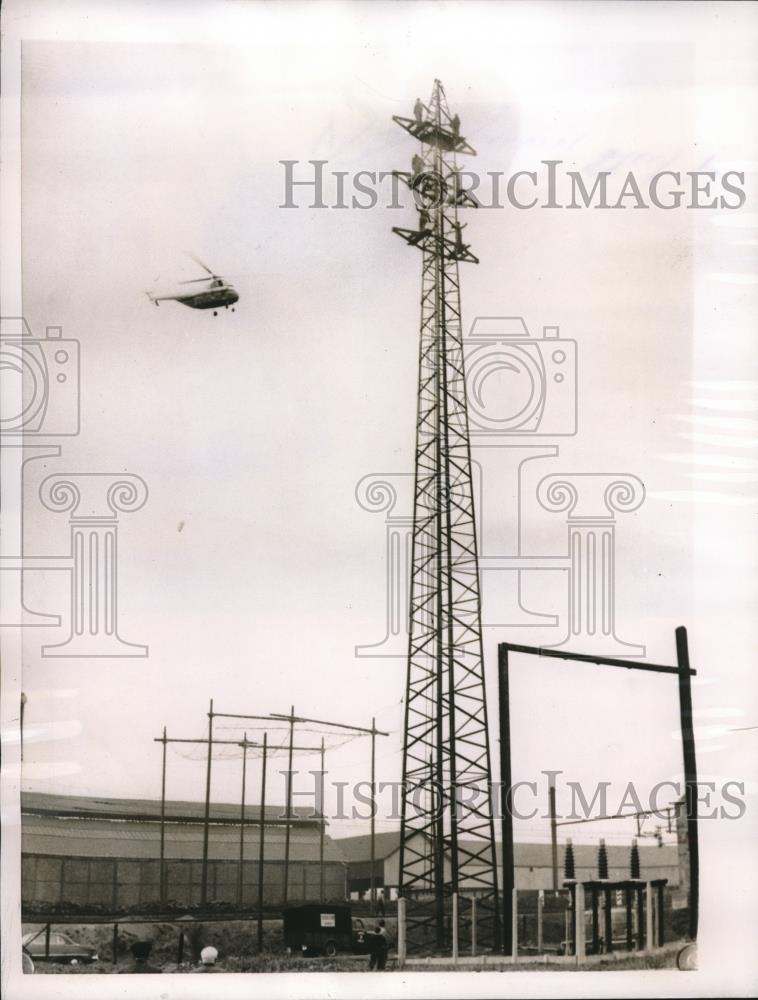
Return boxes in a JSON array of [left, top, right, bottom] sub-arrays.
[[597, 838, 609, 880], [564, 838, 576, 881], [630, 838, 641, 879]]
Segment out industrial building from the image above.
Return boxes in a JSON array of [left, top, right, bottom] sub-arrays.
[[21, 792, 347, 912], [338, 831, 680, 899]]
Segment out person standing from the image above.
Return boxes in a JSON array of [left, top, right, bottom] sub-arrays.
[[124, 940, 162, 974], [366, 927, 380, 971], [375, 919, 390, 971]]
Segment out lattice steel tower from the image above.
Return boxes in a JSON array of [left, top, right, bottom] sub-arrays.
[[393, 80, 500, 952]]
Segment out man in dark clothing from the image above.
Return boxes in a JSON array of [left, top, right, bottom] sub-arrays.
[[367, 928, 380, 971], [124, 940, 162, 974], [375, 919, 390, 970]]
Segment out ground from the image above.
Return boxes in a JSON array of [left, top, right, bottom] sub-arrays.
[[24, 918, 688, 973]]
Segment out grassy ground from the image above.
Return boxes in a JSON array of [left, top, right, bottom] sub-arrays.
[[29, 944, 687, 974], [24, 919, 687, 974]]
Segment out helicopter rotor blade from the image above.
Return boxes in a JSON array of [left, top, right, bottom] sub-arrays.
[[178, 277, 215, 284], [188, 253, 216, 277]]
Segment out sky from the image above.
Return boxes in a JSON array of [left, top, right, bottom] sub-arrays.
[[7, 0, 757, 898]]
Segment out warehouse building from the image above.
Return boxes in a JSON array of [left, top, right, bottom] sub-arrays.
[[21, 792, 347, 912], [338, 831, 680, 899]]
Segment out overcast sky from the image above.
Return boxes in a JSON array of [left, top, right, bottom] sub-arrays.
[[11, 1, 757, 893]]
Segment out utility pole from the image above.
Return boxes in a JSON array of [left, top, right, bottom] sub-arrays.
[[549, 784, 559, 891], [393, 80, 500, 953], [201, 698, 214, 907], [676, 626, 699, 940], [498, 646, 514, 957], [258, 732, 267, 951], [319, 737, 326, 903], [283, 705, 295, 907], [20, 692, 27, 762], [159, 726, 167, 904], [238, 733, 249, 907], [209, 709, 331, 911], [370, 718, 376, 913], [154, 729, 287, 912]]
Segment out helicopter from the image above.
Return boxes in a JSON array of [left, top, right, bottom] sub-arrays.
[[146, 256, 239, 316]]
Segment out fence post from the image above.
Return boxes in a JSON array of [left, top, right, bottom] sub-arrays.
[[636, 885, 645, 949], [575, 883, 585, 962], [645, 882, 654, 952], [471, 896, 477, 956], [537, 890, 544, 953], [112, 923, 118, 966], [397, 897, 406, 969], [511, 888, 518, 960], [452, 892, 459, 964]]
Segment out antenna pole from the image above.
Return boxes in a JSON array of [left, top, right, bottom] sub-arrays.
[[159, 726, 167, 905], [200, 698, 214, 906], [238, 733, 248, 907], [283, 705, 295, 906], [257, 732, 268, 952]]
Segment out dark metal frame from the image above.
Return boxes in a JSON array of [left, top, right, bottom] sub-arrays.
[[498, 626, 699, 956], [565, 878, 667, 955]]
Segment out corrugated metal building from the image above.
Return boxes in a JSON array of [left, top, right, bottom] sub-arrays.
[[21, 792, 347, 911], [338, 831, 680, 897]]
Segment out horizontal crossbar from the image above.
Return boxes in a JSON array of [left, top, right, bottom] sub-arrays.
[[500, 642, 695, 677]]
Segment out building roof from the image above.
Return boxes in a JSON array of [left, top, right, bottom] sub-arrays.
[[22, 814, 346, 863], [335, 830, 678, 876], [20, 792, 348, 864], [333, 830, 403, 863], [21, 791, 319, 825]]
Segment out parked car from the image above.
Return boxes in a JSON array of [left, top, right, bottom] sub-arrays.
[[22, 930, 99, 965], [283, 903, 372, 957], [351, 917, 373, 955]]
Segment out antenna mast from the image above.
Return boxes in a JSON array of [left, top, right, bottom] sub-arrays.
[[393, 80, 500, 953]]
